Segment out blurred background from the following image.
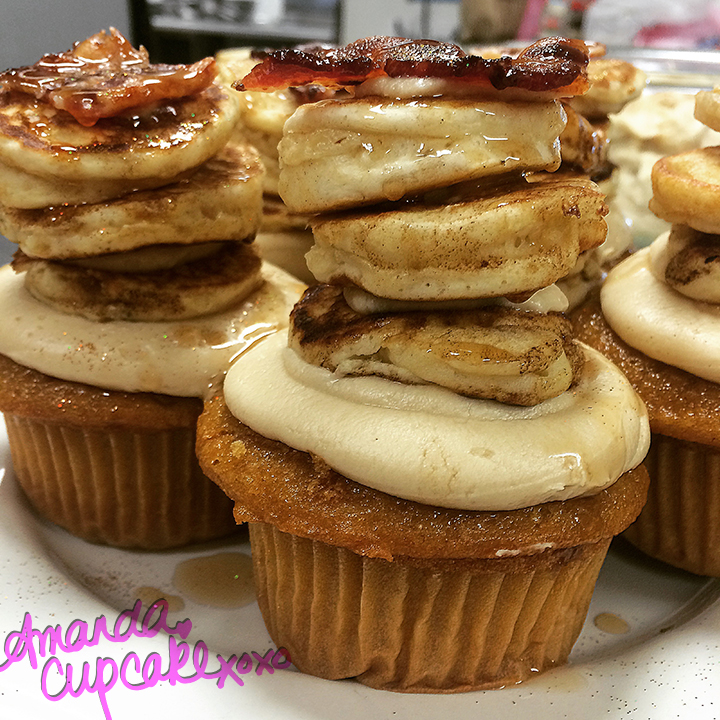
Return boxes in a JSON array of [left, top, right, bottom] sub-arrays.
[[2, 0, 720, 262]]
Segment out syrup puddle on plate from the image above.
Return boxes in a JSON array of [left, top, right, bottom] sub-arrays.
[[172, 551, 255, 609], [593, 611, 630, 635], [133, 585, 185, 612]]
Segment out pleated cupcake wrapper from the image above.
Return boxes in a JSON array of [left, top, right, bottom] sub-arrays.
[[4, 413, 238, 549], [250, 522, 611, 692], [623, 433, 720, 577]]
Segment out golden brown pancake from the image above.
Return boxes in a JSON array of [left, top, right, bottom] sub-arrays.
[[278, 97, 566, 213], [16, 241, 263, 322], [288, 284, 583, 405], [0, 142, 264, 259], [307, 172, 607, 301], [0, 84, 239, 184], [650, 146, 720, 234]]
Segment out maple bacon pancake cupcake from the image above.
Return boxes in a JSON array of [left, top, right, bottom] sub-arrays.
[[573, 84, 720, 576], [0, 30, 304, 549], [198, 339, 649, 691], [198, 36, 651, 691]]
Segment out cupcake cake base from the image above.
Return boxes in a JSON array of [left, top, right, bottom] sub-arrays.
[[621, 434, 720, 576], [574, 297, 720, 576], [197, 389, 649, 691], [251, 522, 611, 692], [0, 352, 238, 549]]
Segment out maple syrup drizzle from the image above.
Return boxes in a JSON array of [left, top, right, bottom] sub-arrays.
[[0, 28, 216, 126]]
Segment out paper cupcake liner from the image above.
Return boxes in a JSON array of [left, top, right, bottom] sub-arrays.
[[249, 522, 611, 692], [4, 413, 238, 549], [623, 433, 720, 576]]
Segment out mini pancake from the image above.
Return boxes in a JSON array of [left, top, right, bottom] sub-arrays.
[[650, 146, 720, 234], [0, 83, 239, 184], [278, 97, 566, 213], [568, 59, 646, 120], [650, 225, 720, 304], [307, 172, 607, 301], [560, 103, 609, 177], [260, 194, 311, 233], [0, 142, 264, 259], [288, 284, 583, 406], [695, 86, 720, 132], [0, 155, 190, 209], [15, 241, 263, 323]]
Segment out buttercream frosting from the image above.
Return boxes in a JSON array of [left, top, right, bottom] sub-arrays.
[[601, 239, 720, 384], [223, 332, 650, 511], [0, 263, 304, 397]]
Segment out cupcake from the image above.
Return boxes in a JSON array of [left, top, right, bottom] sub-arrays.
[[574, 85, 720, 576], [197, 36, 651, 691], [0, 30, 304, 549]]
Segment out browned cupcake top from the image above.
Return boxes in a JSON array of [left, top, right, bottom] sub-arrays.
[[0, 351, 201, 431], [196, 390, 649, 562], [573, 298, 720, 447]]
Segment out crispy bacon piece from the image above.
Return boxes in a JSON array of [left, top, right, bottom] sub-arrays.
[[236, 36, 589, 97], [0, 28, 217, 126]]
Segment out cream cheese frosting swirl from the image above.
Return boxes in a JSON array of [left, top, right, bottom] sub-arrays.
[[0, 263, 304, 397], [223, 332, 649, 511], [601, 237, 720, 384]]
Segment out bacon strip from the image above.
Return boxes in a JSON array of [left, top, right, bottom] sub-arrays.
[[0, 28, 217, 126], [236, 36, 589, 97]]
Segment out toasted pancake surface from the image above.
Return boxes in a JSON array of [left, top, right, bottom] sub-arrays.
[[0, 83, 238, 183], [15, 241, 263, 322], [289, 284, 583, 405], [307, 172, 607, 300], [0, 142, 263, 258], [278, 97, 566, 213], [0, 155, 190, 209]]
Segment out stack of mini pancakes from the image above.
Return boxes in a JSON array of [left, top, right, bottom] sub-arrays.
[[215, 47, 323, 283], [0, 31, 264, 324], [558, 53, 646, 305], [197, 37, 650, 691], [0, 29, 302, 548], [274, 44, 608, 407]]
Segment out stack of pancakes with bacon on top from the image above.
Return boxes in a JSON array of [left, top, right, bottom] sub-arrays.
[[196, 36, 650, 692]]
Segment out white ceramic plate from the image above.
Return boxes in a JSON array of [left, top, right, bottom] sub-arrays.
[[1, 427, 719, 720]]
